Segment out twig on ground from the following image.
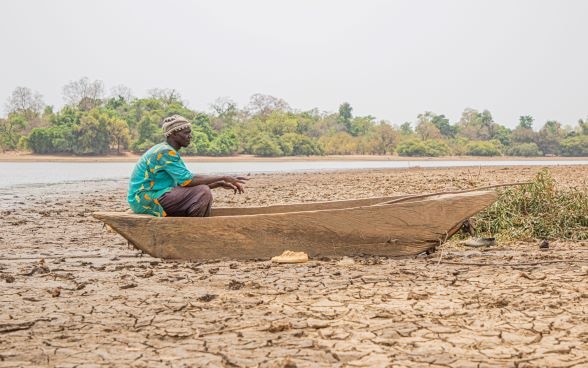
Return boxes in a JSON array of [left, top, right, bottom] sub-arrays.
[[431, 259, 588, 267]]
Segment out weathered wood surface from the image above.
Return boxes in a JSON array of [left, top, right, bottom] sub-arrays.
[[210, 195, 405, 216], [93, 191, 497, 260]]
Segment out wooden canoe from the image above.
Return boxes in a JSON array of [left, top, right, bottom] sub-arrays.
[[94, 190, 497, 260]]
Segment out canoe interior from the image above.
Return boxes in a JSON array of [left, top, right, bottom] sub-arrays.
[[210, 195, 405, 216]]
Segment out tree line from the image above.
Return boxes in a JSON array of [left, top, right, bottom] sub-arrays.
[[1, 78, 587, 157]]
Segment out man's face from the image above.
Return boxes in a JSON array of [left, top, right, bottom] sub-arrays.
[[175, 128, 192, 148]]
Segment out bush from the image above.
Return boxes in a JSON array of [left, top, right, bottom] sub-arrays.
[[130, 139, 155, 153], [397, 139, 449, 157], [317, 132, 356, 155], [560, 135, 588, 156], [279, 133, 323, 156], [208, 131, 239, 156], [464, 141, 502, 156], [448, 137, 470, 156], [507, 143, 543, 157], [473, 169, 588, 240], [27, 128, 53, 154], [182, 132, 210, 155], [250, 134, 283, 156], [27, 126, 75, 154]]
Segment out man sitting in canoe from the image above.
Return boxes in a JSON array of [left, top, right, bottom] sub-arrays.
[[128, 114, 247, 217]]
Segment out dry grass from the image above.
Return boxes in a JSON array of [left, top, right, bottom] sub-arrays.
[[473, 168, 588, 241]]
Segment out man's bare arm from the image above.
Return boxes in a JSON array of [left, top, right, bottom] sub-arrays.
[[187, 175, 249, 193]]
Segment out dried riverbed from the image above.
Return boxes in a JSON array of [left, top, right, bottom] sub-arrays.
[[1, 166, 587, 367]]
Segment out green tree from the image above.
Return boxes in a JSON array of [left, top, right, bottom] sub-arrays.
[[480, 110, 494, 136], [457, 108, 491, 140], [507, 143, 543, 157], [399, 122, 414, 136], [131, 112, 162, 153], [250, 134, 283, 156], [294, 111, 318, 136], [370, 122, 399, 155], [511, 128, 536, 144], [518, 115, 534, 129], [27, 125, 75, 154], [348, 116, 375, 136], [448, 137, 470, 156], [397, 139, 449, 157], [318, 132, 356, 155], [50, 106, 82, 127], [192, 113, 216, 140], [464, 141, 502, 156], [279, 133, 322, 156], [208, 130, 239, 156], [104, 96, 127, 111], [107, 117, 131, 153], [537, 120, 563, 155], [491, 125, 512, 146], [417, 112, 456, 138], [50, 125, 76, 153], [185, 132, 211, 155], [578, 119, 588, 135], [27, 128, 54, 154], [337, 102, 353, 133], [560, 135, 588, 156], [415, 119, 442, 140], [306, 112, 339, 138], [263, 111, 299, 136], [74, 110, 111, 154], [0, 114, 27, 151]]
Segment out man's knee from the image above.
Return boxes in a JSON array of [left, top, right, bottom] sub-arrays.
[[196, 185, 212, 203], [186, 185, 212, 217]]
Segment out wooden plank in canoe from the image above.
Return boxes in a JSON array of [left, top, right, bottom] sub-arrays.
[[210, 195, 405, 216]]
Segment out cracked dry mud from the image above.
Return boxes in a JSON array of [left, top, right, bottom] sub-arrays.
[[1, 166, 587, 367]]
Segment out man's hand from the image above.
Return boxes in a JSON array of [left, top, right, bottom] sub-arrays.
[[223, 176, 249, 194], [193, 175, 250, 193], [210, 180, 244, 194]]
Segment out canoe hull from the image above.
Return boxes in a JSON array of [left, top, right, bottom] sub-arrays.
[[94, 191, 497, 260]]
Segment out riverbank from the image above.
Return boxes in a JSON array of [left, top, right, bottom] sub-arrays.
[[1, 166, 587, 367], [1, 151, 588, 162]]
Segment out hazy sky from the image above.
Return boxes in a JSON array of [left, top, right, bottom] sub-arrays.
[[1, 0, 587, 128]]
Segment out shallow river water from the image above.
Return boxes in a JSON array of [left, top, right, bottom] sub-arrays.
[[1, 159, 587, 188]]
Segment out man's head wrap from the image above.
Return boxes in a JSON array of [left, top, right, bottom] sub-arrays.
[[162, 115, 191, 137]]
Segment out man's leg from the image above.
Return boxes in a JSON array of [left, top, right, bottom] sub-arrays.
[[158, 185, 213, 217], [186, 185, 212, 217]]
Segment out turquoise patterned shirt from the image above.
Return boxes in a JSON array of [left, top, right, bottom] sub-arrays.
[[128, 143, 193, 216]]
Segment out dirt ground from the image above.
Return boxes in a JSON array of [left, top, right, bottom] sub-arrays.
[[1, 165, 587, 367]]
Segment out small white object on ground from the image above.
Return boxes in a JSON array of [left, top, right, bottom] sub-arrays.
[[337, 256, 355, 266], [463, 237, 496, 247], [271, 250, 309, 264]]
